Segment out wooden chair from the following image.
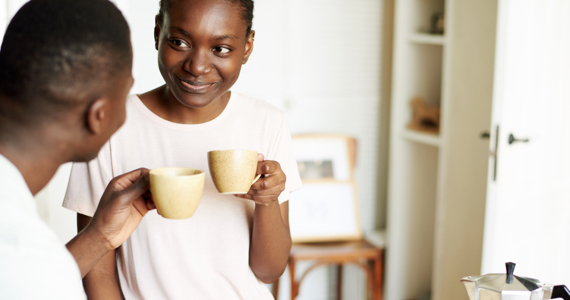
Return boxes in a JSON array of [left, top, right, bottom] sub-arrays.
[[272, 135, 384, 300]]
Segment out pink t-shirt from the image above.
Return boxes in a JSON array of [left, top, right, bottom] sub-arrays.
[[63, 92, 302, 299]]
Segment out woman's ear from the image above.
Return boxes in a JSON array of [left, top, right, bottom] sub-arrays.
[[85, 98, 107, 135], [242, 30, 255, 65], [154, 16, 161, 51]]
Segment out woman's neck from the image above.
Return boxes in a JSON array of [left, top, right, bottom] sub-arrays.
[[139, 85, 231, 124]]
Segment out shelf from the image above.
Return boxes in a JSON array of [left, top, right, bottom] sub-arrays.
[[409, 33, 446, 45], [364, 229, 387, 248], [401, 128, 441, 147]]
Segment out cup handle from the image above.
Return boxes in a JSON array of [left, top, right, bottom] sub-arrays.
[[252, 174, 262, 185]]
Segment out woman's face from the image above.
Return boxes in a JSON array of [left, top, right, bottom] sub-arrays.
[[155, 0, 253, 109]]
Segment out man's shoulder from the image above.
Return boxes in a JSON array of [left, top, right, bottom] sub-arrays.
[[0, 208, 85, 299], [0, 199, 61, 251]]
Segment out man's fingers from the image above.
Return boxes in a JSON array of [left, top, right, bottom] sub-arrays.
[[132, 197, 150, 217], [120, 177, 154, 218], [115, 172, 150, 207], [258, 153, 265, 162], [112, 168, 150, 191], [143, 191, 156, 210], [146, 199, 156, 211], [146, 199, 157, 211]]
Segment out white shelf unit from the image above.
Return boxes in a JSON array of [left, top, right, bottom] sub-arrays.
[[385, 1, 498, 300], [401, 129, 441, 147], [408, 33, 446, 45]]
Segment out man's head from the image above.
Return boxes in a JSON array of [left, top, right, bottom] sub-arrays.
[[0, 0, 133, 161]]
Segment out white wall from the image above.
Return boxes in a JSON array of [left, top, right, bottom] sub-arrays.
[[0, 3, 5, 41], [1, 1, 386, 299], [34, 163, 76, 243]]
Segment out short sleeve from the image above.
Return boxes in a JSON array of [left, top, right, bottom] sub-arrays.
[[267, 115, 302, 204], [62, 142, 114, 217]]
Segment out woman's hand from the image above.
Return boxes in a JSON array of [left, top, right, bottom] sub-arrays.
[[235, 154, 286, 206], [241, 154, 291, 282]]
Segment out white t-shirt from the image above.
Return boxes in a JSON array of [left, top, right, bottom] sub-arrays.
[[63, 92, 302, 300], [0, 154, 85, 300]]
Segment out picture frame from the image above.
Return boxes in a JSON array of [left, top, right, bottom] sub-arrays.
[[291, 134, 355, 182], [289, 134, 362, 243]]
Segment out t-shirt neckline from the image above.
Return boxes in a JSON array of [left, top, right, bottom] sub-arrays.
[[130, 91, 235, 131]]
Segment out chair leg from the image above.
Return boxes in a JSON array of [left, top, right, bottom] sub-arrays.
[[338, 261, 375, 300], [272, 277, 280, 300], [289, 259, 297, 300], [336, 264, 343, 300], [373, 252, 384, 300], [364, 261, 374, 300]]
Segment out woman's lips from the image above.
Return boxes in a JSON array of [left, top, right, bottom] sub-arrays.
[[178, 78, 214, 93]]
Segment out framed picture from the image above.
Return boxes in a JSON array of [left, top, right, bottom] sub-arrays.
[[289, 135, 362, 242], [289, 182, 362, 242], [291, 134, 354, 182]]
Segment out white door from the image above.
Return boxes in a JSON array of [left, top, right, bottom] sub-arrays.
[[481, 0, 570, 284]]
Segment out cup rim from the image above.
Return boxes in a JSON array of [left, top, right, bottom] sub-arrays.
[[150, 167, 204, 177], [207, 149, 258, 154]]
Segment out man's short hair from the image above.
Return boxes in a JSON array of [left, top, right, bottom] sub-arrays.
[[0, 0, 131, 123]]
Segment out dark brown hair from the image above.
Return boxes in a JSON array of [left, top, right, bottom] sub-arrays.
[[157, 0, 254, 37], [0, 0, 131, 122]]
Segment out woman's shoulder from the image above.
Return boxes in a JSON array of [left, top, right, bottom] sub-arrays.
[[124, 93, 158, 119], [230, 92, 284, 119]]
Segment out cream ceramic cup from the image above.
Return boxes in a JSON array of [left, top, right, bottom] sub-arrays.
[[149, 167, 205, 219], [207, 149, 261, 194]]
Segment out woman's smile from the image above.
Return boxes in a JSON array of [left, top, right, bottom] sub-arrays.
[[177, 77, 215, 93]]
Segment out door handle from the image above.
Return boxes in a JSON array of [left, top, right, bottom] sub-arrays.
[[508, 134, 529, 145], [487, 126, 500, 182]]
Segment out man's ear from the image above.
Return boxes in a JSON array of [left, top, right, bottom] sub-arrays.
[[154, 16, 161, 50], [85, 98, 107, 135], [242, 30, 255, 65]]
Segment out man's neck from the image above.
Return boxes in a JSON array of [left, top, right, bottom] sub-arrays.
[[0, 123, 71, 195]]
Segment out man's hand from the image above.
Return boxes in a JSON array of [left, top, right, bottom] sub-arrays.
[[67, 168, 156, 277], [235, 154, 286, 206], [86, 168, 155, 250]]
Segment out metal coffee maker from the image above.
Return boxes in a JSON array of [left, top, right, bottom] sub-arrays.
[[461, 262, 570, 300]]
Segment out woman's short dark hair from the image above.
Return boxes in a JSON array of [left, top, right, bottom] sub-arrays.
[[157, 0, 254, 37]]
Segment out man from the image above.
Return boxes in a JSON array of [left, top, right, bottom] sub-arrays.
[[0, 0, 154, 298]]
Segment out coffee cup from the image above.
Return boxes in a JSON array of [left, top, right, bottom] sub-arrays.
[[149, 167, 205, 219], [207, 149, 261, 194]]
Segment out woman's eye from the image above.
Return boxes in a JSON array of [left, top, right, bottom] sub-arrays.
[[214, 46, 231, 54], [170, 39, 189, 49]]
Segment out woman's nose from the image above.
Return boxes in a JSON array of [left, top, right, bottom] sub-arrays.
[[183, 49, 212, 76]]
